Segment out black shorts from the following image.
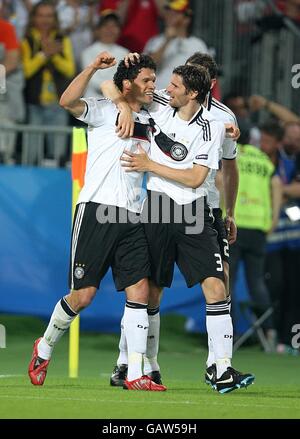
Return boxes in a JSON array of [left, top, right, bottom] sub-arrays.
[[142, 191, 224, 288], [212, 208, 230, 264], [69, 202, 151, 291]]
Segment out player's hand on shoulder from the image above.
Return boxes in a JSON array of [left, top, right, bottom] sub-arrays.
[[91, 52, 116, 70], [225, 123, 240, 140]]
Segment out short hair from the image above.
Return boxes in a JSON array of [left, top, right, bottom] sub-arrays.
[[172, 64, 211, 104], [96, 12, 121, 29], [113, 54, 156, 92], [185, 52, 218, 80], [260, 120, 284, 141]]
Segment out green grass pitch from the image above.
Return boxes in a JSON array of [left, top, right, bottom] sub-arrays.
[[0, 314, 300, 419]]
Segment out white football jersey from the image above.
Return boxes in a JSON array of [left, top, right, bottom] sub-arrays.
[[76, 97, 150, 213], [146, 91, 225, 205], [206, 97, 237, 209]]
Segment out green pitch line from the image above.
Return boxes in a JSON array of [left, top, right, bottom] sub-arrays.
[[0, 315, 299, 419]]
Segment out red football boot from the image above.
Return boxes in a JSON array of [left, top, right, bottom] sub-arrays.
[[28, 338, 50, 385], [123, 375, 167, 391]]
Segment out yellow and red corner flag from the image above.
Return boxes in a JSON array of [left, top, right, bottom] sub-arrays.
[[69, 127, 87, 378]]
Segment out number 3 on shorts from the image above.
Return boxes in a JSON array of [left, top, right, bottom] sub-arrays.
[[214, 253, 223, 272]]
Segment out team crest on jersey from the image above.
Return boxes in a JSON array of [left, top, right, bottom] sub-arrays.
[[148, 118, 188, 161], [170, 143, 188, 161], [74, 266, 85, 279]]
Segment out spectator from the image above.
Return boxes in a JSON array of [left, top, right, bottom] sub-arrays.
[[21, 0, 75, 165], [144, 0, 208, 89], [276, 0, 300, 23], [99, 0, 165, 52], [248, 94, 300, 124], [81, 11, 128, 97], [230, 124, 282, 351], [223, 93, 261, 145], [4, 0, 40, 39], [263, 121, 300, 354], [56, 0, 95, 69]]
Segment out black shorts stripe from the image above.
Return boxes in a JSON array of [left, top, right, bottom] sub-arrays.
[[71, 203, 85, 289]]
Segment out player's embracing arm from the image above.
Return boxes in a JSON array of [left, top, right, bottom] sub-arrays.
[[60, 51, 116, 118], [122, 121, 225, 189]]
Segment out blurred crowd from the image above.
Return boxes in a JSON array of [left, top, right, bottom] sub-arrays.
[[0, 0, 213, 165], [1, 0, 300, 354]]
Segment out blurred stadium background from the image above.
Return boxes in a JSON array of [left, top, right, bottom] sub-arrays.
[[0, 0, 300, 419]]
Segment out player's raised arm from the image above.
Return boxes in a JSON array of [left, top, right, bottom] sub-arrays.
[[60, 52, 116, 118]]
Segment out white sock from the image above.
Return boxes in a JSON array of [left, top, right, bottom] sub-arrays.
[[206, 300, 233, 378], [123, 301, 148, 381], [116, 315, 128, 365], [144, 307, 160, 375], [38, 297, 77, 360]]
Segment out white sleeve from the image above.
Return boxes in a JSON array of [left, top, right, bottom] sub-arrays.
[[76, 97, 110, 126], [147, 89, 170, 114], [193, 121, 225, 169], [222, 138, 237, 160]]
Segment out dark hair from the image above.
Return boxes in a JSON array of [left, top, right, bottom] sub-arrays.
[[96, 13, 121, 29], [260, 120, 284, 141], [113, 54, 156, 91], [172, 64, 211, 104], [185, 52, 218, 80]]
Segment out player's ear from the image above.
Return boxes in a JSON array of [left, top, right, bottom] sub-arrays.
[[122, 79, 132, 92], [211, 78, 217, 90], [189, 90, 198, 101]]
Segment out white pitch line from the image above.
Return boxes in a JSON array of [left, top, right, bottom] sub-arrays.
[[0, 394, 298, 411], [0, 375, 24, 378]]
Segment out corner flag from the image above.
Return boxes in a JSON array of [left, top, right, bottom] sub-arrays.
[[69, 127, 87, 378]]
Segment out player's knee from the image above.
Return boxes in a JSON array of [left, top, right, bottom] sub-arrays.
[[126, 278, 149, 303], [202, 277, 227, 303], [67, 287, 96, 311]]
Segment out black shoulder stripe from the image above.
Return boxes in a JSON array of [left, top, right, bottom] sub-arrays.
[[153, 96, 168, 106], [83, 101, 89, 118], [153, 92, 169, 104], [211, 100, 237, 124], [197, 115, 211, 141], [196, 120, 208, 141]]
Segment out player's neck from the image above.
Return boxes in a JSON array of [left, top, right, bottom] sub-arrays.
[[124, 96, 142, 113], [177, 101, 201, 121]]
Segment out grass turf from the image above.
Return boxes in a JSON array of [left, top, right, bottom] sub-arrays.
[[0, 314, 300, 419]]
